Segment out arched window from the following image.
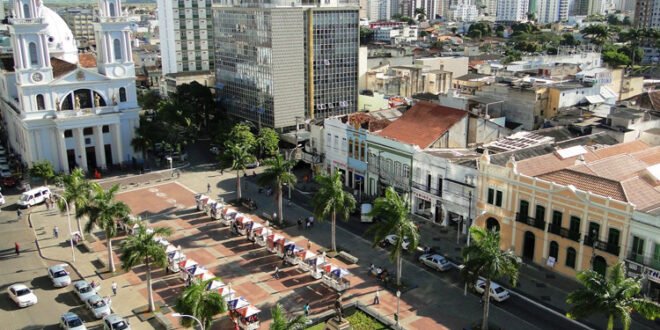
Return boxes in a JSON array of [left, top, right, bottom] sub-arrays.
[[119, 87, 127, 102], [23, 4, 30, 18], [113, 39, 122, 61], [29, 42, 38, 66], [61, 89, 106, 110], [549, 241, 559, 262], [486, 217, 500, 232], [36, 94, 45, 110], [565, 247, 576, 269], [109, 3, 116, 16]]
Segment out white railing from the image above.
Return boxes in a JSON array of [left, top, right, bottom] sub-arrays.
[[9, 17, 44, 24]]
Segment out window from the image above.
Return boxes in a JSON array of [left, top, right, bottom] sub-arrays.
[[348, 139, 353, 157], [402, 165, 409, 178], [341, 138, 347, 152], [333, 135, 338, 149], [360, 142, 365, 161], [588, 222, 600, 239], [552, 211, 562, 228], [653, 244, 660, 269], [113, 39, 122, 61], [386, 159, 392, 173], [119, 87, 127, 102], [495, 190, 503, 207], [549, 241, 559, 262], [607, 228, 620, 247], [535, 205, 545, 222], [83, 127, 93, 135], [569, 216, 581, 234], [102, 125, 109, 133], [519, 200, 529, 217], [487, 188, 495, 204], [631, 236, 644, 262], [354, 140, 359, 158], [29, 42, 38, 66], [64, 130, 73, 138], [395, 162, 401, 176], [566, 247, 576, 268], [36, 94, 45, 110], [437, 177, 443, 196]]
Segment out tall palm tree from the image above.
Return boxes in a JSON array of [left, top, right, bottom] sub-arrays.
[[311, 172, 356, 252], [257, 154, 296, 224], [57, 168, 93, 240], [566, 262, 660, 330], [80, 184, 131, 273], [119, 223, 172, 312], [175, 278, 227, 330], [269, 303, 308, 330], [462, 226, 521, 330], [368, 187, 419, 287], [225, 143, 255, 201], [131, 130, 152, 165]]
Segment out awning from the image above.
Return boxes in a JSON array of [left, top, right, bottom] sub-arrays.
[[585, 95, 605, 104]]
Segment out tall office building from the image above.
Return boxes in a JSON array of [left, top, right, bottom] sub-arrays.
[[537, 0, 568, 23], [412, 0, 438, 19], [214, 0, 359, 130], [635, 0, 660, 28], [157, 0, 214, 75], [60, 8, 96, 48], [368, 0, 392, 20], [496, 0, 529, 21]]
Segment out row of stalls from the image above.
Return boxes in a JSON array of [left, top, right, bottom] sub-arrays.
[[200, 194, 352, 293]]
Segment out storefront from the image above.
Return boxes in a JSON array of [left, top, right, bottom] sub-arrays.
[[412, 190, 442, 223], [626, 261, 660, 302]]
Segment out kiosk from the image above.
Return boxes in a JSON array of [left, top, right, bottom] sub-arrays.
[[255, 227, 271, 247], [266, 234, 284, 253], [236, 305, 261, 330], [195, 194, 210, 211], [283, 244, 303, 265], [323, 268, 351, 292], [236, 216, 253, 236]]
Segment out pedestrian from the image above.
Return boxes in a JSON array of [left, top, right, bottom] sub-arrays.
[[14, 242, 19, 256], [111, 281, 117, 296], [303, 302, 310, 316], [53, 226, 59, 239], [165, 265, 170, 274], [274, 265, 280, 279], [16, 208, 22, 220], [233, 317, 240, 330], [297, 218, 303, 230], [272, 212, 277, 223], [309, 216, 315, 228], [207, 183, 211, 194], [373, 288, 380, 305], [307, 239, 311, 251], [220, 168, 224, 175]]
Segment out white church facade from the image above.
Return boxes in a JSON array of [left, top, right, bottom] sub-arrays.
[[0, 0, 141, 174]]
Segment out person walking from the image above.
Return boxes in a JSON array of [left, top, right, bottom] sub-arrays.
[[307, 239, 311, 251], [111, 281, 118, 296], [303, 302, 310, 316], [274, 265, 280, 279], [207, 183, 211, 194], [373, 288, 380, 305], [14, 242, 20, 256], [53, 226, 59, 239], [16, 208, 22, 221]]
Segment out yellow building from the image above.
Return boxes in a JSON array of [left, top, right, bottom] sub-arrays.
[[475, 140, 660, 277]]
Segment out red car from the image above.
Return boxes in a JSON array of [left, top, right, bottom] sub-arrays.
[[2, 176, 18, 188]]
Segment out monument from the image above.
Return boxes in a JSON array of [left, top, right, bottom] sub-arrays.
[[325, 296, 351, 330]]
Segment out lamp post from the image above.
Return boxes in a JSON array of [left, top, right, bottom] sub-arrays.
[[466, 191, 473, 246], [172, 313, 204, 330], [53, 194, 75, 263], [395, 290, 401, 329]]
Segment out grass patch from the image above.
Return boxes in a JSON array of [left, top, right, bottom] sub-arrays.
[[306, 311, 389, 330]]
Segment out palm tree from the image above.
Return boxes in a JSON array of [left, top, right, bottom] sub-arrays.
[[119, 223, 172, 312], [368, 187, 419, 287], [311, 172, 356, 252], [131, 130, 152, 165], [225, 143, 255, 201], [80, 184, 131, 273], [566, 262, 660, 330], [269, 303, 308, 330], [257, 154, 296, 224], [462, 226, 521, 330], [57, 168, 93, 240], [175, 278, 227, 330]]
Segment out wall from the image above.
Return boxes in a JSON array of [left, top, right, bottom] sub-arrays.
[[414, 56, 469, 78], [359, 46, 369, 90]]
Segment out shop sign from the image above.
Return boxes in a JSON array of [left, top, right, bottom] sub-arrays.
[[644, 267, 660, 284], [413, 191, 432, 202], [625, 261, 644, 277]]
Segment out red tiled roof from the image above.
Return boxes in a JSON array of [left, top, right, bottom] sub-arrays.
[[51, 57, 77, 78], [538, 170, 628, 202], [78, 53, 97, 68], [377, 101, 467, 148]]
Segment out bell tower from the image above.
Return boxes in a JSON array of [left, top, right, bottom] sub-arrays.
[[8, 0, 54, 85], [93, 0, 135, 78]]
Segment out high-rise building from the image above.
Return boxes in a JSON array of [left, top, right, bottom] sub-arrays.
[[587, 0, 606, 14], [214, 0, 360, 130], [59, 7, 96, 49], [635, 0, 660, 29], [496, 0, 529, 22], [412, 0, 438, 19], [572, 0, 589, 15], [451, 0, 480, 21], [368, 0, 392, 20], [157, 0, 214, 75], [0, 0, 141, 173], [536, 0, 568, 23]]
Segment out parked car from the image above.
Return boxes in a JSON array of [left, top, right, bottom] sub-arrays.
[[7, 283, 38, 307], [475, 279, 510, 302], [59, 312, 87, 330], [418, 254, 452, 271], [85, 295, 112, 319], [17, 186, 51, 207], [73, 280, 100, 302], [2, 176, 18, 187], [0, 192, 5, 205], [0, 169, 11, 178], [381, 234, 410, 250], [47, 264, 71, 287], [245, 160, 260, 169], [103, 314, 131, 330]]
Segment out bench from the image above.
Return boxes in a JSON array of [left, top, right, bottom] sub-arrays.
[[154, 312, 174, 330], [338, 251, 359, 264]]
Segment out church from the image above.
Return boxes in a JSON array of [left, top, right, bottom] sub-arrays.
[[0, 0, 141, 174]]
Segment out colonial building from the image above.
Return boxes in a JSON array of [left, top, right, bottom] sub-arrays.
[[0, 0, 141, 173]]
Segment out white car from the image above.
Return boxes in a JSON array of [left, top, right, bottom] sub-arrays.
[[103, 314, 131, 330], [48, 264, 72, 287], [60, 312, 87, 330], [73, 280, 100, 302], [85, 294, 112, 319], [0, 192, 5, 205], [418, 254, 453, 271], [7, 283, 38, 307], [0, 169, 11, 177], [381, 234, 410, 250], [475, 279, 510, 302]]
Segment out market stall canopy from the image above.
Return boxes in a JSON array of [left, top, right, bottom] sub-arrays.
[[331, 268, 351, 278], [207, 280, 225, 291], [227, 297, 250, 311], [179, 259, 198, 269], [238, 305, 261, 318]]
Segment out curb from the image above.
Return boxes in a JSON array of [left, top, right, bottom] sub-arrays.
[[28, 213, 86, 280]]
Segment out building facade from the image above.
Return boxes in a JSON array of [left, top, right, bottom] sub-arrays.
[[214, 0, 359, 131], [368, 0, 392, 21], [157, 0, 214, 74], [0, 0, 141, 173], [59, 7, 96, 48], [411, 0, 438, 19], [536, 0, 569, 23], [496, 0, 529, 22]]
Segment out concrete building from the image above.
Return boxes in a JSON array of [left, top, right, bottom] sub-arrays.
[[592, 107, 660, 143], [496, 0, 529, 22], [450, 1, 479, 21], [414, 56, 469, 80], [368, 0, 392, 21], [0, 0, 141, 173], [214, 0, 360, 131], [157, 0, 214, 74], [536, 0, 569, 23], [412, 0, 438, 19], [59, 7, 96, 48], [635, 0, 660, 28], [474, 140, 659, 279]]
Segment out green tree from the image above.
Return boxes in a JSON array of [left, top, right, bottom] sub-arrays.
[[566, 262, 660, 330], [462, 227, 520, 330], [257, 154, 296, 225], [173, 82, 215, 136], [602, 48, 631, 67], [131, 128, 152, 166], [30, 160, 55, 185], [57, 168, 93, 240], [311, 172, 356, 252], [368, 187, 419, 287], [257, 128, 280, 158], [560, 33, 579, 46], [175, 278, 227, 330], [137, 90, 161, 110], [360, 26, 374, 44], [580, 24, 612, 45], [269, 303, 308, 330], [225, 143, 256, 201], [622, 16, 632, 25], [451, 27, 458, 35], [80, 184, 131, 272], [228, 123, 257, 152], [120, 223, 172, 312], [414, 7, 426, 21]]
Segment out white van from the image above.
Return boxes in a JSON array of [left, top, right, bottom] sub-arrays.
[[360, 203, 373, 223], [17, 187, 51, 208]]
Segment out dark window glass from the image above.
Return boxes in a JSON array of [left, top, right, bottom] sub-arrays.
[[495, 190, 503, 207], [549, 241, 559, 261], [569, 216, 581, 233], [566, 248, 576, 268], [64, 130, 73, 138], [487, 188, 494, 204], [83, 127, 93, 135]]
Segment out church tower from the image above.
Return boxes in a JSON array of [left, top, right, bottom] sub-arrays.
[[93, 0, 135, 78], [8, 0, 55, 85]]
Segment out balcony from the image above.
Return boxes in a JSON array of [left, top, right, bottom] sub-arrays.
[[584, 235, 620, 256], [515, 213, 545, 230], [627, 252, 660, 269], [547, 224, 581, 242], [411, 181, 442, 197], [9, 18, 44, 24]]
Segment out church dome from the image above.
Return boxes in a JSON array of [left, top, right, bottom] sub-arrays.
[[36, 2, 78, 64]]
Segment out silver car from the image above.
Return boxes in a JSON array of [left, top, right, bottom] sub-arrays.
[[85, 295, 112, 319], [418, 254, 453, 271], [48, 264, 72, 287], [73, 280, 100, 302], [59, 312, 87, 330], [103, 314, 131, 330]]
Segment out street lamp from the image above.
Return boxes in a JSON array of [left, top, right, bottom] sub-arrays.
[[53, 194, 75, 263], [171, 313, 204, 330], [395, 290, 401, 329]]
